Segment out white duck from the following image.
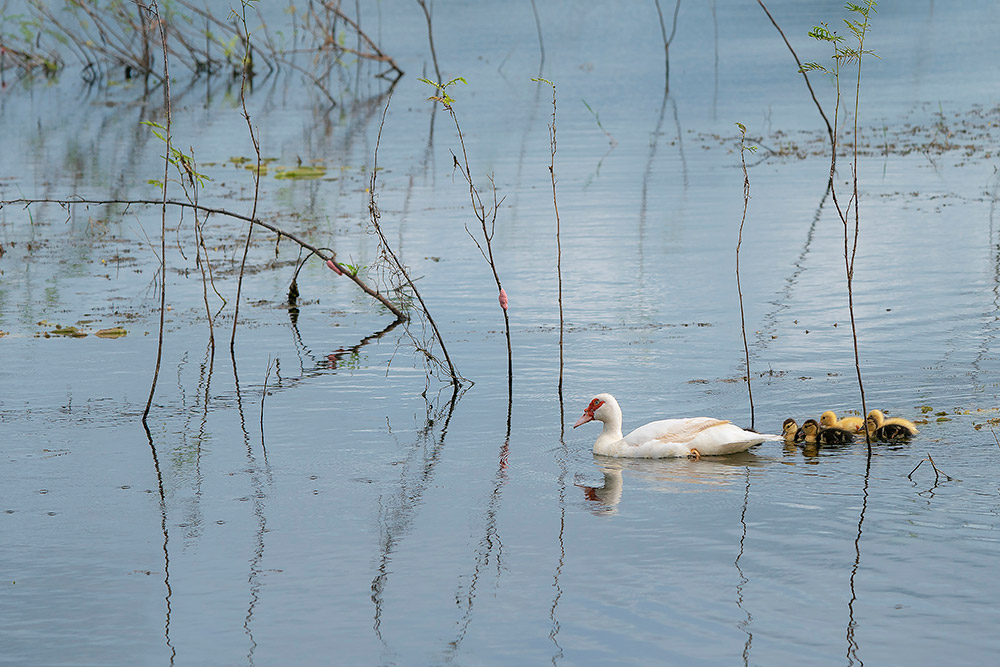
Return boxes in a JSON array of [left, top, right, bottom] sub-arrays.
[[573, 393, 779, 459]]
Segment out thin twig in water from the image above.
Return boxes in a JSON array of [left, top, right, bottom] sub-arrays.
[[141, 0, 171, 425], [423, 78, 512, 396], [231, 0, 263, 353], [843, 4, 876, 455], [534, 78, 565, 408], [735, 123, 756, 430], [260, 356, 272, 452], [908, 454, 958, 484], [191, 179, 216, 353], [799, 3, 878, 452], [368, 94, 464, 385]]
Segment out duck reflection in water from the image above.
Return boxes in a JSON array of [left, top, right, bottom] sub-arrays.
[[577, 453, 760, 515], [575, 467, 624, 515]]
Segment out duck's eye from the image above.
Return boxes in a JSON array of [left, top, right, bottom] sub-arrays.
[[591, 399, 604, 410]]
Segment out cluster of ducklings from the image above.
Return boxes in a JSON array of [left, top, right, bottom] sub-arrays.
[[782, 409, 919, 445]]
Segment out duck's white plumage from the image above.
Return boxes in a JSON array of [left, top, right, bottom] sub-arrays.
[[574, 393, 779, 458]]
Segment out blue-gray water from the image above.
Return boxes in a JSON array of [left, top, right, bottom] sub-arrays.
[[2, 1, 1000, 664]]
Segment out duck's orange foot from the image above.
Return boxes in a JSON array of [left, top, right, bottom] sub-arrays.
[[689, 448, 702, 461]]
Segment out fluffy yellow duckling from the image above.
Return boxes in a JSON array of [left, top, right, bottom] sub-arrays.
[[865, 409, 918, 440], [801, 418, 855, 445], [782, 418, 804, 443], [819, 410, 864, 433]]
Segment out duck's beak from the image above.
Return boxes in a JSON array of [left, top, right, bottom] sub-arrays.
[[573, 411, 593, 428]]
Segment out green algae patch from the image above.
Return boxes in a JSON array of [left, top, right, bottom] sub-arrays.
[[95, 327, 128, 339], [45, 325, 87, 338], [274, 165, 327, 180]]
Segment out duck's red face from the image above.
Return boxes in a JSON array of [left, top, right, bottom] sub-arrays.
[[573, 397, 605, 428]]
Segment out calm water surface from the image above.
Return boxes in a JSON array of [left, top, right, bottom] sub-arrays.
[[2, 1, 1000, 664]]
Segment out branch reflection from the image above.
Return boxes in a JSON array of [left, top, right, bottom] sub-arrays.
[[445, 400, 512, 660], [141, 422, 175, 665], [370, 387, 462, 660], [549, 397, 568, 664], [735, 466, 753, 666], [285, 309, 401, 388], [231, 349, 271, 667], [846, 456, 871, 666], [751, 181, 830, 357]]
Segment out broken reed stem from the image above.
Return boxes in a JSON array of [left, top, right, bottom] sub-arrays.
[[141, 0, 171, 424], [1, 196, 406, 321], [231, 0, 263, 353], [735, 124, 755, 430], [368, 94, 463, 384]]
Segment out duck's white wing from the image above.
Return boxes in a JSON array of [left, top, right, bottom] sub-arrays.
[[623, 417, 729, 445], [618, 418, 776, 458], [614, 418, 726, 457]]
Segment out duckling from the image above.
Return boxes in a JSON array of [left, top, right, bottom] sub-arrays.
[[782, 418, 804, 443], [801, 418, 855, 445], [870, 422, 917, 441], [819, 410, 864, 433], [865, 409, 918, 440]]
